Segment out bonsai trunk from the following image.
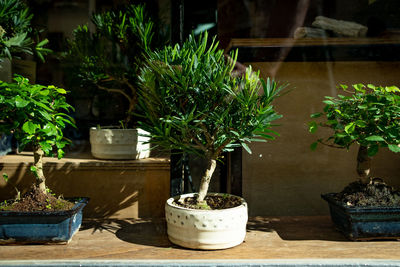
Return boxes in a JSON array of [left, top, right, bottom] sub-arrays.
[[197, 157, 217, 203], [356, 145, 371, 184], [33, 146, 47, 194]]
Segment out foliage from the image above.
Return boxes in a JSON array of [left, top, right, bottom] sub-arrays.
[[138, 32, 286, 191], [0, 0, 51, 61], [309, 83, 400, 157], [0, 76, 76, 159], [64, 3, 163, 126]]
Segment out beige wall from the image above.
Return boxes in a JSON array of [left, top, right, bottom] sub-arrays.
[[0, 153, 170, 219], [243, 61, 400, 216]]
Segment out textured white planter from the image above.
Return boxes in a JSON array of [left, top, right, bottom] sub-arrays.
[[165, 193, 248, 250], [90, 127, 150, 159]]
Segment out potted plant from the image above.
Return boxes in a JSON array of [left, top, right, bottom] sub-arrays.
[[138, 32, 286, 249], [309, 83, 400, 240], [0, 75, 88, 244], [0, 0, 51, 155], [64, 4, 164, 159]]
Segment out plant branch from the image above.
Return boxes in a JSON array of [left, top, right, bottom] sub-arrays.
[[96, 84, 132, 103], [317, 139, 347, 149]]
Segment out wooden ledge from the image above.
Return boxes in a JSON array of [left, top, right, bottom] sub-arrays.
[[0, 152, 170, 171], [226, 37, 400, 51]]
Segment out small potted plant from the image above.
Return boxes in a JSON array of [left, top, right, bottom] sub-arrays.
[[309, 83, 400, 240], [138, 32, 286, 249], [64, 4, 164, 159], [0, 76, 88, 244]]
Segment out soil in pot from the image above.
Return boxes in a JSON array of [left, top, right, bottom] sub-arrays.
[[174, 194, 242, 210], [0, 185, 75, 212], [333, 179, 400, 207]]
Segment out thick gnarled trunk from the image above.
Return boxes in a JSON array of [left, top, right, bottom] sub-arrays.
[[197, 157, 217, 203], [33, 146, 47, 194], [356, 145, 371, 184]]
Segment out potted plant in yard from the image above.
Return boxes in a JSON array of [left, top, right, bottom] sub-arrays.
[[309, 83, 400, 240], [64, 4, 164, 159], [138, 32, 287, 249], [0, 76, 88, 244]]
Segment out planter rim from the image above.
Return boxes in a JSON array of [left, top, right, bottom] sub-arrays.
[[0, 197, 89, 217], [166, 192, 247, 212], [90, 126, 148, 132], [322, 193, 400, 213]]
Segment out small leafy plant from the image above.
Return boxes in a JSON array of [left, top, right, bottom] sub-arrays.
[[309, 83, 400, 183], [138, 32, 287, 206], [0, 76, 76, 199]]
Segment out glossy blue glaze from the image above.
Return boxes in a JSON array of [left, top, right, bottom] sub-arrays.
[[0, 197, 89, 244], [322, 193, 400, 240]]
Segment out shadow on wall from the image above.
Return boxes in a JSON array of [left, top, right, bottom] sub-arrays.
[[0, 154, 169, 219]]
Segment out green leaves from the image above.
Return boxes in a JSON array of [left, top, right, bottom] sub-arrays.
[[344, 122, 355, 134], [15, 95, 29, 107], [2, 173, 9, 183], [388, 144, 400, 153], [0, 75, 76, 159], [0, 0, 51, 61], [365, 135, 385, 142], [138, 32, 286, 160], [309, 83, 400, 156], [64, 4, 162, 126], [308, 121, 318, 133], [22, 121, 38, 135]]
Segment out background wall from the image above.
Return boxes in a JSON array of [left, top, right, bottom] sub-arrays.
[[243, 61, 400, 216]]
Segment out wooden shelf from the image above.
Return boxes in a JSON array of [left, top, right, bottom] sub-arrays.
[[226, 37, 400, 62], [227, 37, 400, 51]]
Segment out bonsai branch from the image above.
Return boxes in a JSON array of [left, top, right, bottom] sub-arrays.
[[317, 139, 347, 149], [197, 155, 218, 203], [357, 145, 371, 184], [96, 84, 131, 103], [33, 146, 46, 194]]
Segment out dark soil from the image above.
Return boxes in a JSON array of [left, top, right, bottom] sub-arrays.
[[174, 194, 243, 210], [334, 178, 400, 207], [0, 185, 75, 212]]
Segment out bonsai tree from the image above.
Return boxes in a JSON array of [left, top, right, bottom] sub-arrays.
[[64, 4, 162, 127], [0, 76, 76, 209], [138, 32, 286, 206], [0, 0, 50, 62], [309, 84, 400, 184]]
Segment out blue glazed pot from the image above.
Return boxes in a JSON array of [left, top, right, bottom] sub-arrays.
[[322, 193, 400, 240], [0, 197, 89, 244]]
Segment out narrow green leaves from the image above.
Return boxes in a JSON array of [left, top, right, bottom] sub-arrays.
[[138, 32, 286, 160]]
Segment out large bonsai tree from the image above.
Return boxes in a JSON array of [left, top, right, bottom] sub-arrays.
[[138, 32, 286, 205], [0, 0, 50, 61], [0, 76, 75, 197], [64, 4, 161, 127], [309, 84, 400, 184]]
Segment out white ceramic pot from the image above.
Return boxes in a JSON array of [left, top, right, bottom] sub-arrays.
[[165, 193, 248, 250], [89, 127, 150, 160]]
